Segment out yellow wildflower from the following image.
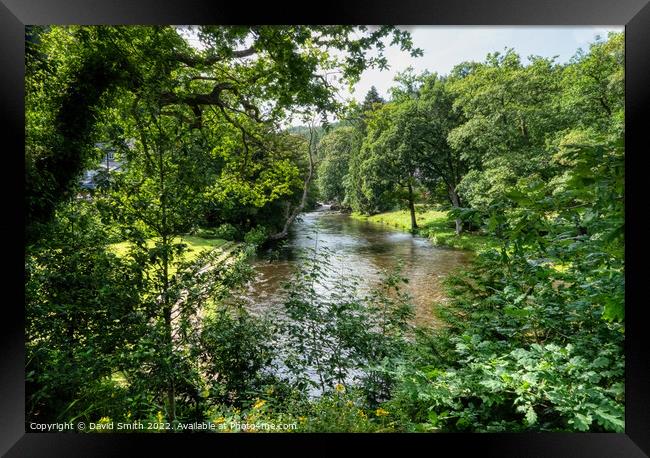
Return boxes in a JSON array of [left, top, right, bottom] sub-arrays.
[[253, 399, 267, 410], [298, 416, 306, 423], [375, 408, 389, 417], [346, 400, 354, 407], [335, 383, 345, 393], [358, 409, 367, 419], [213, 417, 225, 424]]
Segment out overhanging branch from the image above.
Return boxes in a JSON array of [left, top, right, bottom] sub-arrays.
[[172, 47, 257, 67]]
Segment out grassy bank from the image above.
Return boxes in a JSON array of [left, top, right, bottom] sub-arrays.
[[109, 235, 230, 276], [351, 209, 498, 253]]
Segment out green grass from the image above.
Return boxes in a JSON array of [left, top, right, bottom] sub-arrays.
[[109, 235, 229, 275], [351, 209, 498, 253]]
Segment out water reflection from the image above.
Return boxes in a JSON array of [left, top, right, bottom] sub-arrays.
[[243, 207, 471, 327]]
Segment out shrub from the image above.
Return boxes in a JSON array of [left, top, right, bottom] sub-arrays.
[[244, 226, 268, 246], [213, 223, 239, 240]]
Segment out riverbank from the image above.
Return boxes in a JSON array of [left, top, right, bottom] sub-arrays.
[[350, 209, 497, 253]]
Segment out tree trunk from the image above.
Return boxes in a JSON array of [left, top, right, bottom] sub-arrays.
[[448, 185, 462, 235], [158, 144, 175, 424], [269, 123, 316, 241], [407, 181, 418, 231]]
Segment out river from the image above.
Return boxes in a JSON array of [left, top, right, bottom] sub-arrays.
[[242, 205, 471, 328]]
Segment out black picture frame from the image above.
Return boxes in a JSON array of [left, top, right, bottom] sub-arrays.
[[2, 1, 648, 456]]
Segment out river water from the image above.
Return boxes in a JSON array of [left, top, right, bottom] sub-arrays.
[[243, 206, 471, 328]]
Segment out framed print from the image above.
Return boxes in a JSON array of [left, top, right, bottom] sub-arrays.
[[2, 0, 649, 456]]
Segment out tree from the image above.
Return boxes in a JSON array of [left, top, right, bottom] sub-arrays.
[[388, 66, 429, 102], [103, 97, 214, 421], [344, 87, 388, 213], [560, 32, 624, 136], [316, 126, 357, 205], [413, 75, 467, 234], [361, 86, 386, 113], [447, 50, 564, 215], [267, 123, 318, 241], [25, 26, 182, 244], [345, 103, 401, 217], [348, 74, 467, 233], [200, 122, 306, 236], [25, 26, 422, 244], [97, 92, 268, 422]]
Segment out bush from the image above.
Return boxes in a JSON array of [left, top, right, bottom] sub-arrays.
[[198, 306, 276, 405], [244, 226, 268, 246], [194, 223, 240, 240], [213, 223, 239, 240], [295, 389, 386, 432]]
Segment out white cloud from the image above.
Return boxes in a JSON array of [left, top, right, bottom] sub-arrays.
[[350, 26, 623, 102], [175, 25, 624, 125]]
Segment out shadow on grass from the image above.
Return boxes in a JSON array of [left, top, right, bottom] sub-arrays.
[[352, 209, 498, 253]]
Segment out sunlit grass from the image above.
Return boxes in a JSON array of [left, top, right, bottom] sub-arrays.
[[351, 209, 499, 253], [108, 235, 229, 276]]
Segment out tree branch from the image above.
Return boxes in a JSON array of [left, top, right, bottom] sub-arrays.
[[268, 123, 316, 241], [172, 47, 256, 67]]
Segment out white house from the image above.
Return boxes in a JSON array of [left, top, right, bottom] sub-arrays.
[[79, 142, 127, 191]]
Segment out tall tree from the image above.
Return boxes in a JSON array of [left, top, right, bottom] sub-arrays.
[[316, 126, 357, 206], [361, 86, 386, 112], [105, 97, 212, 421], [413, 75, 467, 234], [446, 50, 563, 214], [349, 74, 467, 233], [25, 26, 422, 244], [353, 102, 422, 229]]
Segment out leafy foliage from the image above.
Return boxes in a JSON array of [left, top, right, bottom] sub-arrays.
[[25, 27, 624, 433]]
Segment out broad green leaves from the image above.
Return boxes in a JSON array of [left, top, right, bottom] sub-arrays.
[[383, 33, 624, 433]]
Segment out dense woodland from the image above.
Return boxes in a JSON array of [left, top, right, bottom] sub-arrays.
[[25, 26, 624, 432]]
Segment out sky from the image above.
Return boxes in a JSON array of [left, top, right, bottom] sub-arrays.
[[178, 26, 623, 124], [348, 26, 623, 103]]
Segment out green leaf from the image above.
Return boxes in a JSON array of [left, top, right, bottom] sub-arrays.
[[602, 297, 624, 322], [591, 356, 609, 368], [593, 409, 624, 432], [571, 413, 593, 431], [525, 406, 537, 425], [428, 410, 438, 426], [504, 306, 531, 318]]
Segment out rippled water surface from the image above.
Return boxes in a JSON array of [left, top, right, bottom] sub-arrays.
[[242, 207, 471, 327]]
